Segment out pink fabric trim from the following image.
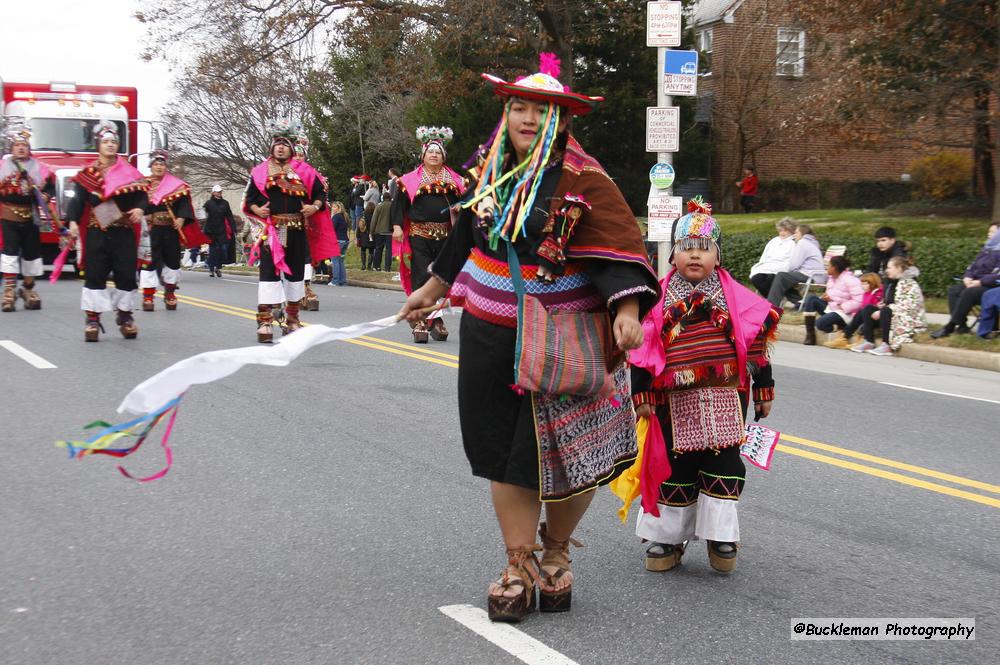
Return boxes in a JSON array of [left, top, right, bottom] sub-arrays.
[[103, 157, 145, 198], [628, 268, 773, 389], [149, 173, 188, 206], [398, 165, 466, 205]]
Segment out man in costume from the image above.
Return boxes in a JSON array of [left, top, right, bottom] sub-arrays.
[[391, 126, 466, 342], [139, 150, 210, 311], [1, 121, 56, 312], [629, 200, 779, 573], [202, 185, 235, 277], [243, 119, 337, 343], [64, 120, 149, 341]]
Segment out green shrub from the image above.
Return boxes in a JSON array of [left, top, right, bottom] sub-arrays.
[[723, 231, 980, 298], [907, 152, 972, 201], [758, 178, 914, 211]]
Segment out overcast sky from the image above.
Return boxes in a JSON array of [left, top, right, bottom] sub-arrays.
[[3, 0, 173, 120]]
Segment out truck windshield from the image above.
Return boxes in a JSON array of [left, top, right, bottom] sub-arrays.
[[28, 118, 128, 153]]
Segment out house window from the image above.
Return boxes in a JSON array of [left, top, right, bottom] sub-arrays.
[[776, 28, 805, 77], [698, 28, 713, 75]]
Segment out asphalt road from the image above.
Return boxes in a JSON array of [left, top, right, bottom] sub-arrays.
[[1, 270, 997, 665]]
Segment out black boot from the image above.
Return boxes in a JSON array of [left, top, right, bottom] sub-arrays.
[[803, 313, 817, 345], [931, 322, 955, 339]]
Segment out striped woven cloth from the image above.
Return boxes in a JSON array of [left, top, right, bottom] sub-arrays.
[[449, 247, 602, 328]]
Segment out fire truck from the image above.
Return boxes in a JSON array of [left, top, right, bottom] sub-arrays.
[[0, 79, 165, 268]]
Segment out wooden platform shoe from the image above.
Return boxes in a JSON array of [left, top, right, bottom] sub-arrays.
[[256, 305, 274, 343], [487, 544, 541, 623], [164, 284, 178, 311], [115, 310, 138, 339], [84, 311, 103, 342], [142, 287, 156, 311], [538, 523, 582, 613], [18, 278, 41, 309]]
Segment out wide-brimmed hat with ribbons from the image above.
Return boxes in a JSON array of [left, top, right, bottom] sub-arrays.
[[481, 53, 603, 116]]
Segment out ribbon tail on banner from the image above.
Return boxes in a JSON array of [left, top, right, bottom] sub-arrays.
[[56, 315, 402, 481]]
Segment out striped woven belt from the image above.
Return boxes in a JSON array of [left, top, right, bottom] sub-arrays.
[[448, 247, 602, 328], [0, 202, 32, 222], [409, 221, 449, 240], [271, 213, 305, 230]]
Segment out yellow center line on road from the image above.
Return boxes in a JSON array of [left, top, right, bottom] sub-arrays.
[[166, 290, 997, 509], [776, 444, 1000, 510], [168, 292, 458, 367], [780, 434, 1000, 496]]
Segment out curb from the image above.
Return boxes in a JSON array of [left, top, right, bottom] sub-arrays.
[[345, 279, 403, 291], [778, 323, 1000, 373]]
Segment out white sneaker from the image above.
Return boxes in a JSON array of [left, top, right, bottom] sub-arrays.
[[850, 341, 875, 353], [867, 342, 893, 356]]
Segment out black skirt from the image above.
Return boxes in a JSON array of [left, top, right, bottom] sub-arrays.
[[457, 311, 541, 489]]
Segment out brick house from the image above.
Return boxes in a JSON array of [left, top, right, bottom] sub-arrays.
[[689, 0, 971, 212]]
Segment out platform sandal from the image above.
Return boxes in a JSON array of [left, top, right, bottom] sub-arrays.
[[537, 523, 582, 612], [487, 544, 541, 623], [429, 318, 448, 342], [411, 320, 429, 344], [707, 541, 738, 573], [645, 541, 686, 572]]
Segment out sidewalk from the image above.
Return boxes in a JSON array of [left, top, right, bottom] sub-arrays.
[[778, 322, 1000, 373], [210, 269, 1000, 374]]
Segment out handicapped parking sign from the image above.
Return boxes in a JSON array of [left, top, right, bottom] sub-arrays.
[[664, 49, 698, 96]]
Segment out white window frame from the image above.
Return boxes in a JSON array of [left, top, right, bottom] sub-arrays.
[[776, 27, 805, 78], [698, 28, 713, 75]]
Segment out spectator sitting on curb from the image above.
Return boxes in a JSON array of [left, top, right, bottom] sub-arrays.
[[976, 285, 1000, 339], [800, 255, 864, 345], [851, 256, 926, 356], [931, 222, 1000, 338], [749, 217, 797, 297], [766, 223, 825, 308], [825, 272, 882, 349], [866, 226, 908, 279]]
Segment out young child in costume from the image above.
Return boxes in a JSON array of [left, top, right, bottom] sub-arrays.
[[629, 200, 780, 573]]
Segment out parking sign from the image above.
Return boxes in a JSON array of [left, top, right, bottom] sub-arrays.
[[664, 50, 698, 96]]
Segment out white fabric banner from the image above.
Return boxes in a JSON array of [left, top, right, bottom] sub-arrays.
[[117, 315, 401, 415]]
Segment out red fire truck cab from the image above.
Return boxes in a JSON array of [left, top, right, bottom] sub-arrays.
[[1, 79, 141, 267]]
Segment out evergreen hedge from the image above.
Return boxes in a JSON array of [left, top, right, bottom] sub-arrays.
[[721, 232, 980, 297], [757, 179, 915, 211]]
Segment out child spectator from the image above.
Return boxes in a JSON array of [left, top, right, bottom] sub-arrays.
[[630, 202, 780, 574], [357, 201, 376, 270], [865, 226, 908, 278], [851, 256, 926, 356], [735, 167, 758, 214], [800, 255, 864, 345], [825, 272, 882, 349]]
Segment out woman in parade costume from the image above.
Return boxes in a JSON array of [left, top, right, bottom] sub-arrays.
[[0, 121, 55, 312], [391, 126, 467, 342], [64, 121, 149, 341], [139, 150, 210, 311], [243, 120, 337, 343], [400, 54, 659, 622], [629, 202, 779, 574]]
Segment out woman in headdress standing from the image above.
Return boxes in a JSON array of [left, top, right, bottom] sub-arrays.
[[400, 55, 659, 621], [391, 126, 466, 342]]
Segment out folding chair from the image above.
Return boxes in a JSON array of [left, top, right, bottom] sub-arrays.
[[797, 245, 846, 311]]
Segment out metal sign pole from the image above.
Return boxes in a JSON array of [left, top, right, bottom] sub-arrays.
[[656, 45, 672, 280]]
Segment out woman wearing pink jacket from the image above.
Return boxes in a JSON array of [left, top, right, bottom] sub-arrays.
[[800, 255, 864, 345]]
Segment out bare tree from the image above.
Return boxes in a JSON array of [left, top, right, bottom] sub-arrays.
[[163, 54, 311, 185]]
